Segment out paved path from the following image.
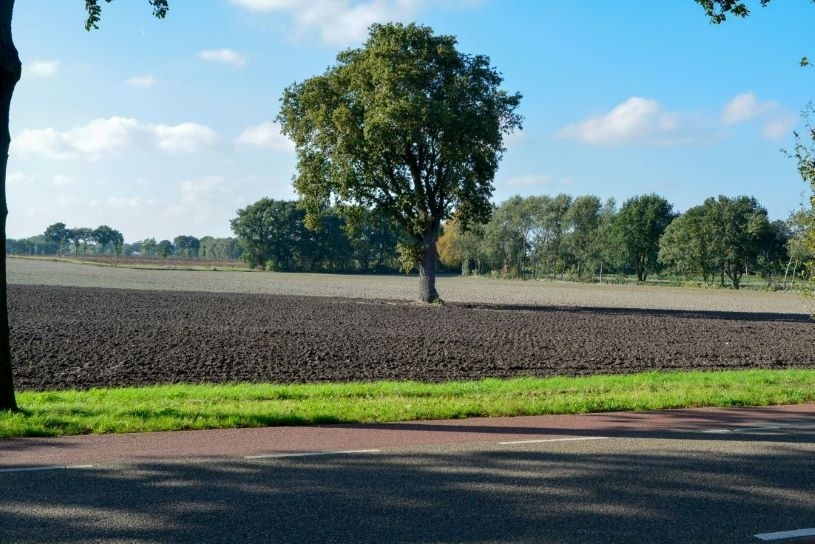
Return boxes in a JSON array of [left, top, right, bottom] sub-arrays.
[[2, 405, 815, 543], [3, 404, 815, 468]]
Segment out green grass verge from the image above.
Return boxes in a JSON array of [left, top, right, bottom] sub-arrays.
[[2, 369, 815, 438]]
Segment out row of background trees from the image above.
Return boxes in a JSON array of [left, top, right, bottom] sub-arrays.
[[8, 192, 814, 288], [439, 193, 811, 289], [7, 222, 241, 261]]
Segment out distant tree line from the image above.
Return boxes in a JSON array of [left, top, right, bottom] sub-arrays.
[[7, 222, 125, 257], [229, 198, 404, 272], [6, 223, 241, 261], [438, 193, 813, 289], [7, 192, 814, 287]]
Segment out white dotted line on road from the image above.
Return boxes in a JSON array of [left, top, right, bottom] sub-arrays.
[[245, 449, 381, 460], [700, 423, 815, 435], [755, 527, 815, 541], [499, 436, 610, 445], [703, 424, 788, 434], [0, 464, 94, 474]]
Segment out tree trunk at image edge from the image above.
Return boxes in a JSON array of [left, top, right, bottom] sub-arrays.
[[0, 0, 20, 412], [418, 226, 440, 303]]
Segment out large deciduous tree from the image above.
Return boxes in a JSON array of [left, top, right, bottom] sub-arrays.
[[173, 235, 201, 259], [609, 194, 676, 282], [659, 205, 716, 281], [44, 222, 70, 255], [277, 23, 522, 302], [659, 195, 774, 288], [94, 224, 124, 256], [231, 198, 307, 270], [706, 195, 771, 289], [0, 0, 169, 411]]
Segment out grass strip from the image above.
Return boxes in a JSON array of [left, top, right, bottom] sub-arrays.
[[2, 369, 815, 438]]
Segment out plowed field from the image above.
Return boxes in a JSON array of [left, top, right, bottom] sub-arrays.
[[9, 284, 815, 391]]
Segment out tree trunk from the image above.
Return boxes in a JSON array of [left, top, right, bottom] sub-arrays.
[[0, 0, 19, 412], [418, 225, 440, 303]]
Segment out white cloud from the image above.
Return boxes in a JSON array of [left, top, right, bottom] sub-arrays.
[[13, 117, 217, 160], [165, 176, 229, 229], [105, 196, 158, 209], [52, 174, 75, 187], [179, 176, 224, 206], [236, 121, 294, 151], [554, 97, 695, 146], [502, 129, 525, 150], [198, 49, 247, 67], [126, 75, 158, 88], [761, 114, 797, 140], [8, 171, 30, 185], [23, 59, 58, 78], [155, 123, 217, 153], [231, 0, 421, 45], [721, 92, 778, 125]]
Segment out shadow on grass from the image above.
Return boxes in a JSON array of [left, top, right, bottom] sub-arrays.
[[1, 432, 814, 543]]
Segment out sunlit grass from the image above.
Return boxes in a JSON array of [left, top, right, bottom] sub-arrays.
[[2, 369, 814, 438]]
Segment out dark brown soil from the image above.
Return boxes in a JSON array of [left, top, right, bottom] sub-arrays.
[[9, 284, 815, 391]]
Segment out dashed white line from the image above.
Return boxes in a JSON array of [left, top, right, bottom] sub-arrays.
[[499, 436, 610, 445], [245, 449, 381, 460], [0, 464, 94, 474], [703, 424, 789, 434], [755, 527, 815, 541]]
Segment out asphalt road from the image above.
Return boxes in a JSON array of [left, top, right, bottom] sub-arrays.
[[2, 406, 815, 543]]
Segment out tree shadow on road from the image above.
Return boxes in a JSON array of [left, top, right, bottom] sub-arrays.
[[1, 435, 813, 544]]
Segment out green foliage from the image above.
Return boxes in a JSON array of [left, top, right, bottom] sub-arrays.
[[396, 241, 422, 274], [172, 235, 200, 259], [789, 103, 815, 215], [230, 198, 303, 269], [84, 0, 169, 31], [609, 194, 676, 282], [197, 236, 241, 260], [695, 0, 771, 23], [659, 196, 777, 288], [230, 198, 397, 273], [277, 23, 522, 300], [93, 225, 124, 256], [156, 239, 173, 258], [44, 222, 70, 254], [788, 209, 815, 274]]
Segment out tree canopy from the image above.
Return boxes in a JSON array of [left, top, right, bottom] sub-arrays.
[[84, 0, 169, 31], [277, 22, 522, 302], [609, 194, 676, 282], [659, 195, 771, 288], [695, 0, 771, 23]]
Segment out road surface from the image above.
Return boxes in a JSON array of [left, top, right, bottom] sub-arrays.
[[2, 405, 815, 543]]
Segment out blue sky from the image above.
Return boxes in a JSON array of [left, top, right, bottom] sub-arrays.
[[8, 0, 814, 242]]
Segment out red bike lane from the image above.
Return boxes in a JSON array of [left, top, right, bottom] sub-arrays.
[[2, 403, 814, 469]]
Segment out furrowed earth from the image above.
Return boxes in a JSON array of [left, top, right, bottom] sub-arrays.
[[9, 283, 815, 391]]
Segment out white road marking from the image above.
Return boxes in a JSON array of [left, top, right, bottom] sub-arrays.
[[499, 436, 610, 445], [245, 449, 381, 460], [755, 527, 815, 540], [0, 464, 93, 474], [703, 424, 789, 434]]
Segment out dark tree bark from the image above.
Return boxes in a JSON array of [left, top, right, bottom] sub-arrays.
[[0, 0, 19, 412], [418, 224, 440, 303]]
